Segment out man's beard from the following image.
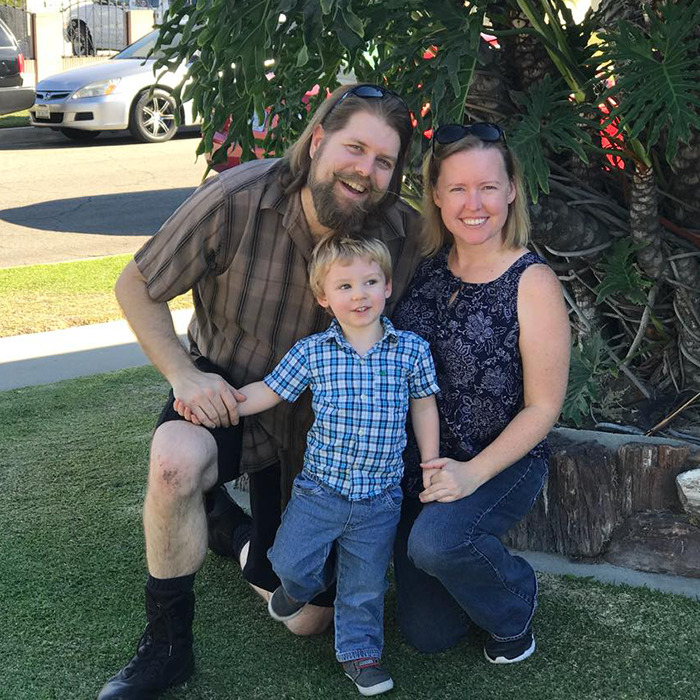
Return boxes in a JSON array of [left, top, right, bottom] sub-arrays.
[[308, 163, 386, 236]]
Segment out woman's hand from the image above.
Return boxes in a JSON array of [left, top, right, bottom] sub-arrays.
[[419, 458, 486, 503]]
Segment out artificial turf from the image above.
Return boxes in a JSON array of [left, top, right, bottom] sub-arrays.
[[2, 366, 699, 699]]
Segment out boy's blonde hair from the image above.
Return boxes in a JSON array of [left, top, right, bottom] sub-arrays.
[[308, 236, 393, 299]]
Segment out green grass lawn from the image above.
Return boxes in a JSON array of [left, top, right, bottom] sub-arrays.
[[2, 367, 699, 700], [0, 255, 192, 336], [0, 108, 30, 128]]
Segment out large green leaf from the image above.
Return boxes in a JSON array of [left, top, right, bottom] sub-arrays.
[[596, 0, 700, 163], [149, 0, 695, 207], [509, 75, 592, 202], [593, 238, 652, 306], [562, 332, 608, 428]]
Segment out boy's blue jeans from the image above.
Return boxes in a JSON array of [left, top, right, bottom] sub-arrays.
[[268, 470, 402, 662], [394, 454, 548, 653]]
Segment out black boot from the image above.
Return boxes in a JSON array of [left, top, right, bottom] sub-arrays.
[[204, 484, 251, 559], [97, 587, 195, 699]]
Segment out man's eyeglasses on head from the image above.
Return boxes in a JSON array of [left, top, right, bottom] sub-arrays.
[[431, 122, 507, 151]]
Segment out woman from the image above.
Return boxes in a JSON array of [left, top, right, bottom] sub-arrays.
[[392, 123, 570, 663]]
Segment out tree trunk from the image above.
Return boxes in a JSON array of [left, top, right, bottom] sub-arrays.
[[630, 164, 666, 280], [529, 192, 616, 253], [594, 0, 647, 27], [463, 41, 512, 123], [605, 512, 700, 577], [500, 8, 554, 92], [664, 130, 700, 227], [673, 282, 700, 388], [502, 428, 700, 577]]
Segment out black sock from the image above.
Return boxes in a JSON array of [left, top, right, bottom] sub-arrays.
[[145, 575, 196, 646], [147, 573, 195, 598]]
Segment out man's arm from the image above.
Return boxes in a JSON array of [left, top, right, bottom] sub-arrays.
[[115, 259, 245, 429]]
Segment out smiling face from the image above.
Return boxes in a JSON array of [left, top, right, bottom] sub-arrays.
[[305, 110, 401, 235], [432, 146, 516, 253], [316, 256, 392, 333]]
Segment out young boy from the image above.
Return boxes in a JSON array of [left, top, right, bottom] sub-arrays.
[[235, 236, 440, 696]]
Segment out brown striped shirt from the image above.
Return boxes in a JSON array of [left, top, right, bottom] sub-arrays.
[[134, 158, 422, 480]]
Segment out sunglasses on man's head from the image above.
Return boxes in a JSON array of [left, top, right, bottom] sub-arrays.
[[432, 122, 507, 151], [324, 84, 412, 129]]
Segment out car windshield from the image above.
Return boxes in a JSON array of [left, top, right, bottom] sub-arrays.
[[113, 30, 180, 60]]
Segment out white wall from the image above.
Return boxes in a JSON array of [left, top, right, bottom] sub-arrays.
[[27, 0, 64, 12]]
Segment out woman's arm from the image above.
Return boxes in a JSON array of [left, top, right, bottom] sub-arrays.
[[420, 264, 570, 503]]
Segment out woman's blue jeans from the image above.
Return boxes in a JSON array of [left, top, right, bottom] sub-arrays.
[[394, 454, 548, 653]]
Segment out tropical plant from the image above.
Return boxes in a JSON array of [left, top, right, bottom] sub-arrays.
[[154, 0, 700, 434]]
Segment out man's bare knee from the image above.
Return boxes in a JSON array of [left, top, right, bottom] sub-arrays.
[[284, 604, 334, 636], [148, 422, 218, 500]]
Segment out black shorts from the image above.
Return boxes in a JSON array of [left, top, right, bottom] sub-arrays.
[[155, 356, 244, 486], [154, 357, 336, 606]]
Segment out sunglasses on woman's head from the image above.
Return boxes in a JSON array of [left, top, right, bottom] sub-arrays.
[[323, 84, 412, 129], [432, 122, 507, 151]]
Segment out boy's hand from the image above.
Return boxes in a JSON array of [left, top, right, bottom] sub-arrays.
[[173, 398, 205, 426]]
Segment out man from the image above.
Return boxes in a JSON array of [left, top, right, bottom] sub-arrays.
[[97, 83, 422, 699]]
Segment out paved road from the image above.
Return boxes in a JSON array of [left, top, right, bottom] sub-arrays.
[[0, 126, 208, 268]]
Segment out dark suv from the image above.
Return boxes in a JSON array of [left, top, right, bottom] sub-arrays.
[[0, 17, 34, 116]]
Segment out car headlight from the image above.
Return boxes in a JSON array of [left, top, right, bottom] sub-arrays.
[[71, 78, 122, 99]]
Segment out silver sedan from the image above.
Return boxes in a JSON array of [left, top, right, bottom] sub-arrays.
[[29, 29, 197, 142]]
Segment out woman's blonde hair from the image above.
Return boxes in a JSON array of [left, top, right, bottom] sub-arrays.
[[279, 83, 413, 210], [308, 235, 392, 299], [421, 135, 531, 256]]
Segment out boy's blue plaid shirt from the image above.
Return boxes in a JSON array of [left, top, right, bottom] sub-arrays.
[[264, 317, 439, 500]]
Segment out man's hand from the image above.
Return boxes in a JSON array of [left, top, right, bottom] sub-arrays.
[[419, 458, 486, 503], [171, 370, 247, 429]]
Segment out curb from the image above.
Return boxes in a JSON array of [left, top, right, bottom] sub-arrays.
[[0, 308, 192, 391]]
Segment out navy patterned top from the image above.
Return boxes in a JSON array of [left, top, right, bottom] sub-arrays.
[[393, 247, 550, 497]]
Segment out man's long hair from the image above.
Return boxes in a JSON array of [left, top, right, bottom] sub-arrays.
[[278, 84, 413, 210]]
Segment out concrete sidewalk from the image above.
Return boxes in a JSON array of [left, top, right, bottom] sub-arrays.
[[0, 308, 192, 390], [2, 313, 700, 601]]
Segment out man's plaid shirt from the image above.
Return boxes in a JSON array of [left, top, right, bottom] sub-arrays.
[[134, 159, 422, 489], [263, 317, 439, 500]]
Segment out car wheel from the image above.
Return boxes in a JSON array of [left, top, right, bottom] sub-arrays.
[[60, 128, 101, 141], [129, 89, 179, 143], [69, 22, 94, 56]]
